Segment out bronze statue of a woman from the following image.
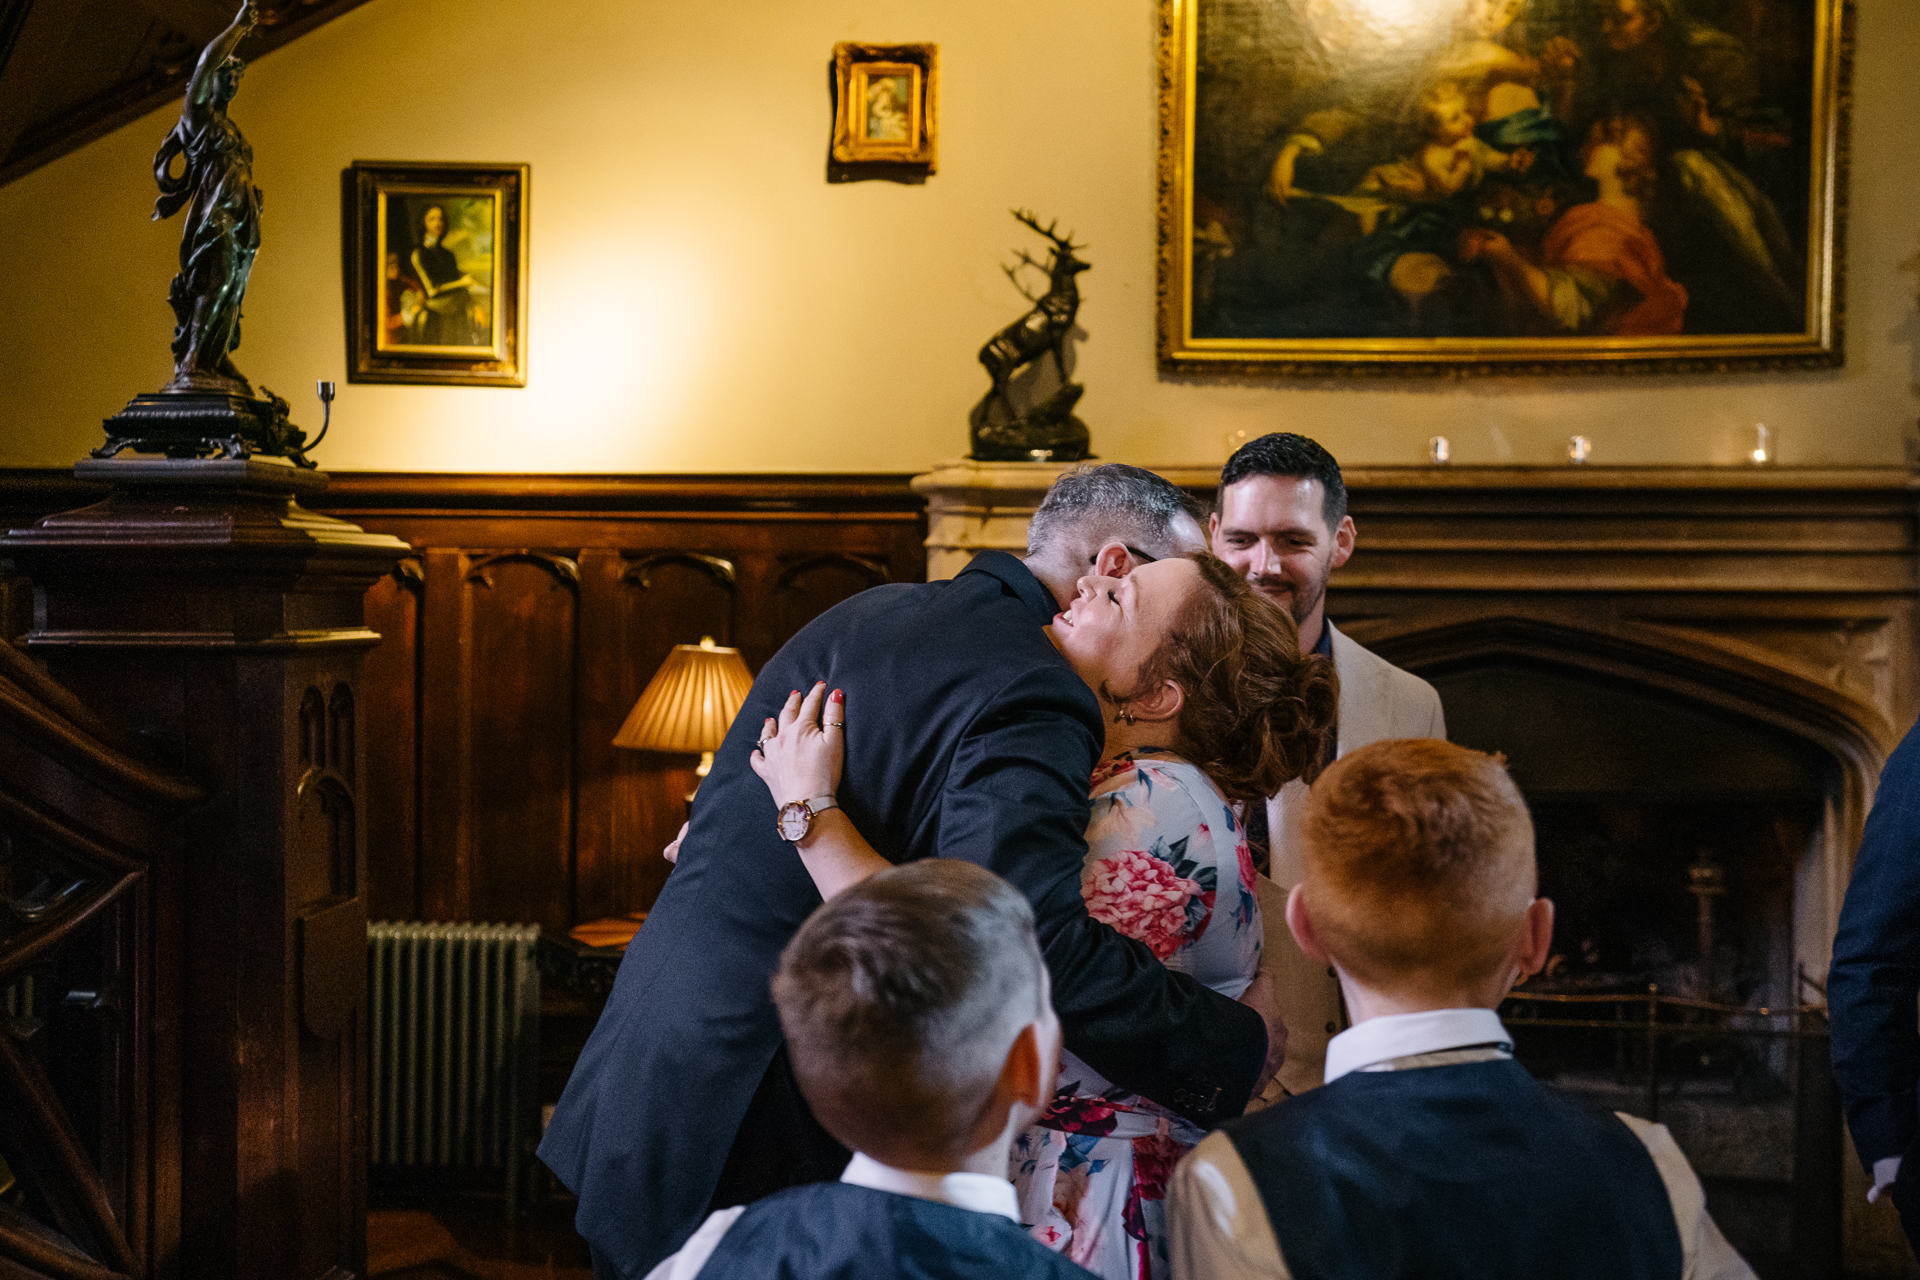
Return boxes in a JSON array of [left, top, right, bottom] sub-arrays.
[[94, 0, 314, 465], [153, 0, 262, 393]]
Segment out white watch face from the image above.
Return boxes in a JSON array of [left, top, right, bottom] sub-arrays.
[[777, 802, 810, 842]]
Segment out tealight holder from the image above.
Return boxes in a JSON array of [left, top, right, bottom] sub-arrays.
[[1567, 435, 1593, 464]]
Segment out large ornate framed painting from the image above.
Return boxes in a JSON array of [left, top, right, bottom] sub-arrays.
[[1156, 0, 1849, 375], [346, 161, 529, 386]]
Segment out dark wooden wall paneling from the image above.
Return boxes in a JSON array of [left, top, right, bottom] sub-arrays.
[[0, 471, 927, 938], [318, 474, 926, 934]]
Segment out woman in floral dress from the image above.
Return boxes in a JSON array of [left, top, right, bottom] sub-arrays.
[[1008, 748, 1263, 1278], [749, 551, 1336, 1280]]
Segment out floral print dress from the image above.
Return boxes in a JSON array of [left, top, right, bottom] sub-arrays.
[[1009, 750, 1262, 1280]]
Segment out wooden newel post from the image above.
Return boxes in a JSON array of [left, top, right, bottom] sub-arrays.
[[1, 458, 409, 1280]]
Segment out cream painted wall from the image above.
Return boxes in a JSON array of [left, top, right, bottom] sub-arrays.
[[2, 0, 1916, 472]]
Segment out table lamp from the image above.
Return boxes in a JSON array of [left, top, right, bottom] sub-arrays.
[[613, 636, 754, 798]]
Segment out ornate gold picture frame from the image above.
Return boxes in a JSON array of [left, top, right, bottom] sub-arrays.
[[1155, 0, 1850, 376], [346, 161, 528, 386], [832, 43, 937, 171]]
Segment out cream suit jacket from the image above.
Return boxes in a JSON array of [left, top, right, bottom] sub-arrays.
[[1254, 622, 1447, 1103]]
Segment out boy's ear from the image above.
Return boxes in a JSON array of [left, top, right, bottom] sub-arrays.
[[1091, 540, 1134, 579], [1286, 883, 1332, 963], [1515, 897, 1555, 979], [1000, 1021, 1048, 1111]]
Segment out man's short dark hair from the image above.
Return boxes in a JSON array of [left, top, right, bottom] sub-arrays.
[[1027, 463, 1206, 560], [771, 860, 1046, 1162], [1219, 433, 1348, 530]]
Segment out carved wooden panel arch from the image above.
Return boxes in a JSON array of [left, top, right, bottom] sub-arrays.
[[295, 680, 361, 903], [770, 553, 891, 651], [416, 551, 587, 930], [774, 552, 890, 592], [564, 549, 743, 912], [622, 552, 736, 593], [361, 560, 424, 921], [464, 550, 581, 590]]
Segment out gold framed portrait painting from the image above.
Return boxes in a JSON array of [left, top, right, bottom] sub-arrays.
[[1156, 0, 1850, 375], [832, 43, 937, 170], [346, 161, 528, 386]]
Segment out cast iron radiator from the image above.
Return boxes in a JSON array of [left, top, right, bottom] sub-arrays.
[[367, 922, 541, 1213]]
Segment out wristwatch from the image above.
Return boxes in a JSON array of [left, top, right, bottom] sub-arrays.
[[776, 795, 838, 844]]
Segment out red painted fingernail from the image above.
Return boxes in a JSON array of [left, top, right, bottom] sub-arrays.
[[831, 689, 844, 702]]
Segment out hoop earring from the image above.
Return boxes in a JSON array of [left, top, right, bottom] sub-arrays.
[[1116, 707, 1136, 726]]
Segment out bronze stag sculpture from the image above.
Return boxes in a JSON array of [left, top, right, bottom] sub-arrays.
[[969, 210, 1093, 463]]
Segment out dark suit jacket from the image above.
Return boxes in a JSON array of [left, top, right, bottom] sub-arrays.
[[1832, 718, 1920, 1170], [537, 552, 1267, 1277]]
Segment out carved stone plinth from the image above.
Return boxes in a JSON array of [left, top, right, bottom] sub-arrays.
[[96, 389, 314, 468], [0, 456, 408, 1280], [968, 383, 1093, 463]]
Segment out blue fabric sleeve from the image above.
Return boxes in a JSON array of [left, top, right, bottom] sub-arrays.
[[1831, 721, 1920, 1166]]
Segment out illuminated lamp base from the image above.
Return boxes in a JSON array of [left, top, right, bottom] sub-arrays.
[[685, 750, 715, 803]]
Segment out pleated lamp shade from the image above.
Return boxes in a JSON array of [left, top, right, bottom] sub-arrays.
[[613, 637, 755, 760]]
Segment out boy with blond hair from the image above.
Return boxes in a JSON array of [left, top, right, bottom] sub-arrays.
[[645, 859, 1095, 1279], [1168, 738, 1753, 1280]]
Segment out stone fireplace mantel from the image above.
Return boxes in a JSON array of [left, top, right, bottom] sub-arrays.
[[913, 461, 1920, 754]]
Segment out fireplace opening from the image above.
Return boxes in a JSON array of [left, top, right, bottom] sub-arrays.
[[1425, 657, 1845, 1280]]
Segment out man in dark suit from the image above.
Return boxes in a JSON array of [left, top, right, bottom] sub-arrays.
[[539, 464, 1277, 1279], [1831, 718, 1920, 1247]]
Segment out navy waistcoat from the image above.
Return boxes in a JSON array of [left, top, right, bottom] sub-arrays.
[[696, 1182, 1095, 1279], [1226, 1058, 1683, 1280]]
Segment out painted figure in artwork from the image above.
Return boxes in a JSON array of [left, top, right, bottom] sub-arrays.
[[1460, 114, 1687, 335], [409, 204, 487, 347], [866, 75, 910, 142], [152, 0, 262, 392]]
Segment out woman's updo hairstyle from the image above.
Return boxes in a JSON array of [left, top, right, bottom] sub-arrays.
[[1125, 552, 1339, 802]]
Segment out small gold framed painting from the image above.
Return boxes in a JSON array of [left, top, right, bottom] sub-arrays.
[[832, 43, 937, 171], [345, 160, 528, 386]]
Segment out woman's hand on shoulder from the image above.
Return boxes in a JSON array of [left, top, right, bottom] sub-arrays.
[[662, 820, 689, 865], [749, 681, 845, 806]]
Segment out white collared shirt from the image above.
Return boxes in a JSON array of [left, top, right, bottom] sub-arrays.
[[642, 1152, 1018, 1280], [1168, 1007, 1757, 1280], [1322, 1006, 1512, 1083]]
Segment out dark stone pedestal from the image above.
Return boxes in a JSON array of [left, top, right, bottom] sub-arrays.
[[96, 388, 313, 467], [0, 457, 408, 1280], [968, 382, 1093, 463]]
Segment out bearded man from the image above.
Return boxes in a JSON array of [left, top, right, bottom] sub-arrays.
[[1210, 432, 1446, 1096]]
